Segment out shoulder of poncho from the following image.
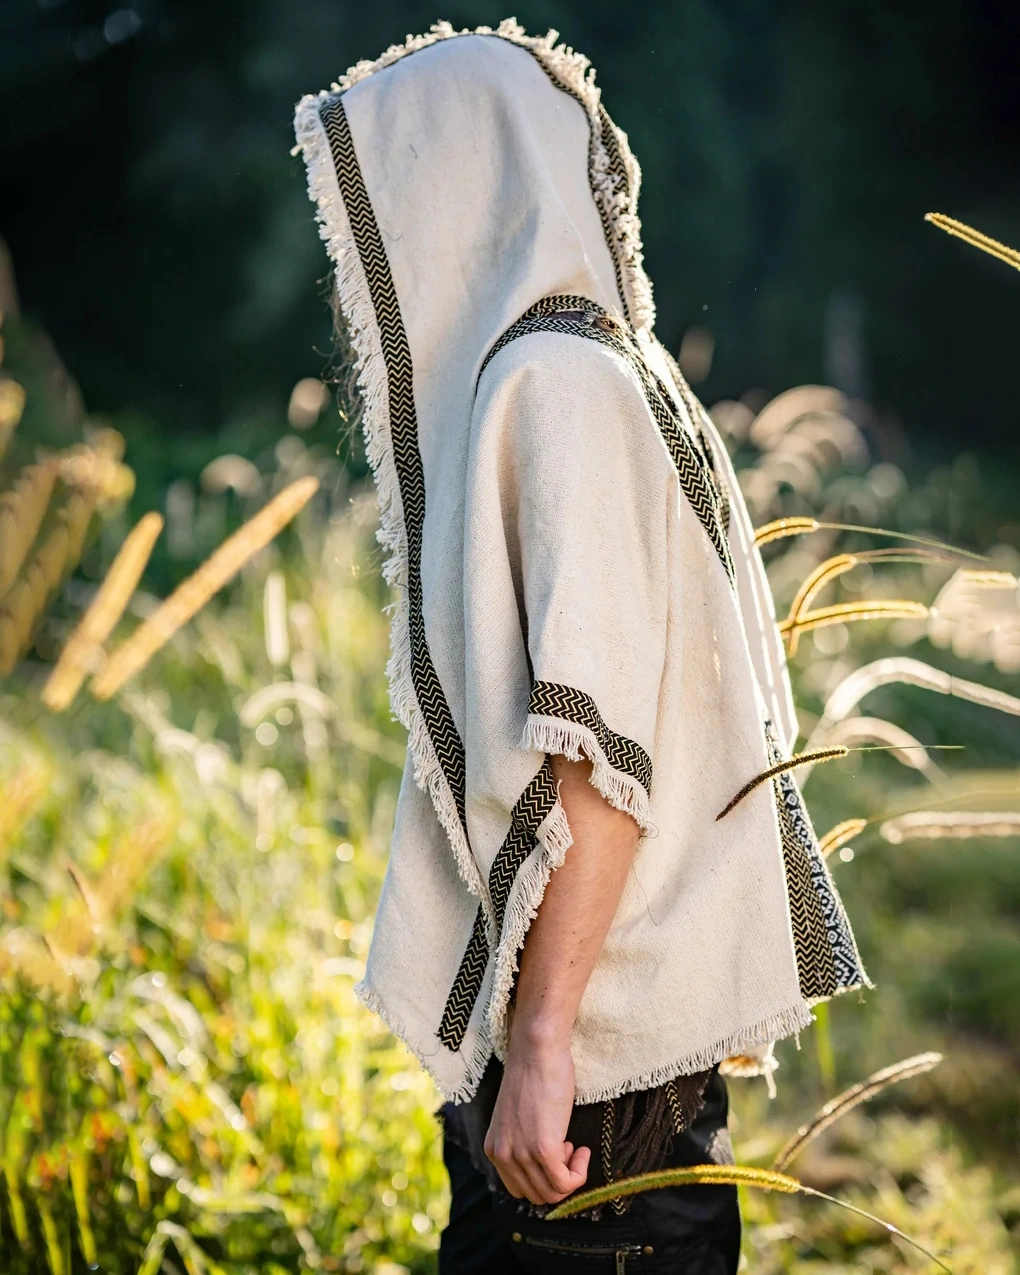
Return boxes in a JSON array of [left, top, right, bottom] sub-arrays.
[[477, 325, 647, 400]]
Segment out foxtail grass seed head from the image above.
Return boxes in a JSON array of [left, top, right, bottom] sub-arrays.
[[785, 554, 856, 654], [0, 461, 57, 596], [819, 818, 868, 859], [926, 211, 1020, 272], [92, 476, 319, 699], [717, 748, 848, 820], [881, 811, 1020, 844], [547, 1162, 951, 1269], [753, 516, 819, 547], [958, 569, 1018, 590], [773, 1052, 943, 1172], [0, 378, 26, 454], [548, 1164, 801, 1218], [780, 600, 929, 645], [43, 511, 164, 711]]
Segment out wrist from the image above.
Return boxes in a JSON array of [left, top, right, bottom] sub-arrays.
[[508, 1010, 574, 1057]]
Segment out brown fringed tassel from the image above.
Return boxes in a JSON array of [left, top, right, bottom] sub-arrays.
[[601, 1070, 713, 1208]]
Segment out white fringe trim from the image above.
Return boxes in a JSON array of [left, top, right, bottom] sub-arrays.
[[485, 800, 574, 1057], [355, 978, 494, 1105], [319, 18, 655, 331], [521, 715, 656, 836], [293, 93, 486, 907], [572, 1001, 815, 1106]]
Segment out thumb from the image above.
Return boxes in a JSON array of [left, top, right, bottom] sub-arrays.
[[565, 1142, 590, 1186]]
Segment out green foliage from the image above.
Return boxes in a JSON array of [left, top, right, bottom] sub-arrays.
[[0, 495, 445, 1273]]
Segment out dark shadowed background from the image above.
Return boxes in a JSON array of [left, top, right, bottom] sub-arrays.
[[2, 0, 1019, 466]]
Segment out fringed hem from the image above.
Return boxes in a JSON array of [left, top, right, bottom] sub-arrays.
[[293, 96, 486, 909], [807, 972, 875, 1007], [354, 979, 494, 1105], [521, 715, 656, 836], [323, 19, 654, 331], [572, 1001, 814, 1106], [486, 800, 574, 1055]]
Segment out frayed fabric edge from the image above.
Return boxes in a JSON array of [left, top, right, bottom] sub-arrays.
[[521, 715, 656, 836], [292, 97, 486, 910], [486, 800, 574, 1057], [355, 978, 494, 1105], [572, 1001, 814, 1106]]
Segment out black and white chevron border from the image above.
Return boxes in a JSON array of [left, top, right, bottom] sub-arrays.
[[437, 759, 559, 1050], [764, 725, 865, 998], [529, 681, 652, 796], [319, 96, 470, 836]]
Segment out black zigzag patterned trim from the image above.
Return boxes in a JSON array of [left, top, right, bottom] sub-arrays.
[[437, 758, 559, 1050], [478, 295, 735, 584], [437, 907, 489, 1050], [319, 96, 469, 836], [529, 681, 652, 796], [764, 725, 866, 999], [657, 342, 731, 534]]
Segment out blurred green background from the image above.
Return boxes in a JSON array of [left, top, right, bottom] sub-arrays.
[[0, 3, 1019, 1273], [2, 1, 1020, 461]]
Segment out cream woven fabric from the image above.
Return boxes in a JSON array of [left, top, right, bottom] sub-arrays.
[[294, 22, 867, 1104]]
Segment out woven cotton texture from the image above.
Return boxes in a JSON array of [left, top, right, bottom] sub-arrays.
[[294, 22, 866, 1104]]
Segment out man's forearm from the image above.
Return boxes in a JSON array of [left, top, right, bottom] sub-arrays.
[[513, 755, 640, 1045], [484, 755, 641, 1205]]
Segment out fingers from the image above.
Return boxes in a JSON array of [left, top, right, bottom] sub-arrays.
[[485, 1134, 545, 1205], [487, 1141, 590, 1205], [534, 1141, 590, 1199]]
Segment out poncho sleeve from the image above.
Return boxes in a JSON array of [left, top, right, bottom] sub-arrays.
[[490, 333, 673, 835]]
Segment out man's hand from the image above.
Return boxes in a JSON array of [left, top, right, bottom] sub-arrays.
[[483, 1031, 590, 1205], [483, 755, 641, 1206]]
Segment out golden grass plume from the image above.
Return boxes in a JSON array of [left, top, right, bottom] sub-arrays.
[[43, 511, 164, 711], [780, 599, 929, 647], [753, 516, 819, 547], [753, 515, 988, 561], [0, 378, 26, 457], [815, 656, 1020, 735], [782, 548, 952, 654], [546, 1162, 951, 1271], [92, 476, 319, 699], [0, 460, 57, 595], [881, 811, 1020, 844], [0, 503, 81, 675], [926, 212, 1020, 272], [818, 817, 868, 859], [772, 1051, 943, 1172]]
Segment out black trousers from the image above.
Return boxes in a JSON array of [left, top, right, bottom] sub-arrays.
[[439, 1071, 741, 1275]]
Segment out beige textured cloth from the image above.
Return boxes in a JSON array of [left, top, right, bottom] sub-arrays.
[[294, 21, 867, 1104]]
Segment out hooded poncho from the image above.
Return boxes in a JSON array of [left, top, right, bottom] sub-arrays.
[[294, 20, 868, 1106]]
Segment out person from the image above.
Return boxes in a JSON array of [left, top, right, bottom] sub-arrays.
[[295, 20, 868, 1273]]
